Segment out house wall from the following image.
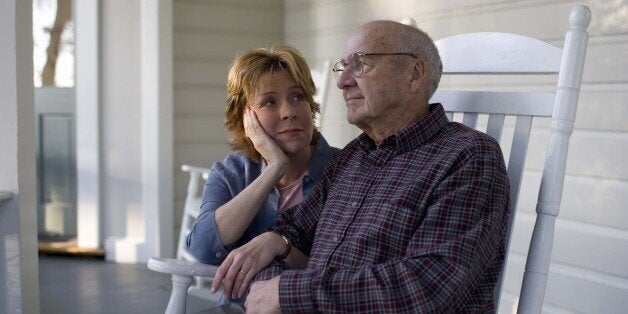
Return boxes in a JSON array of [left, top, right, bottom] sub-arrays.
[[171, 0, 283, 246], [283, 0, 628, 313]]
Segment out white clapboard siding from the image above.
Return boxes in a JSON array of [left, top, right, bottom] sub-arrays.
[[517, 172, 628, 233], [174, 33, 281, 61], [284, 1, 628, 313], [174, 1, 282, 34], [174, 60, 228, 87], [174, 114, 228, 144], [173, 89, 226, 115]]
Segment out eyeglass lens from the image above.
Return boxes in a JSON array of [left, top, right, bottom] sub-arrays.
[[333, 53, 362, 80], [348, 53, 363, 77]]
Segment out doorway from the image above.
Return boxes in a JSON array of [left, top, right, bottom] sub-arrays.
[[33, 0, 103, 257]]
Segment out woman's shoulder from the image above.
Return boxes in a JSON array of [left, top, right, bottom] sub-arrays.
[[211, 152, 262, 178]]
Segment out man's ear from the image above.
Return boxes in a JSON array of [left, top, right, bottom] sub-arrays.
[[409, 60, 426, 93]]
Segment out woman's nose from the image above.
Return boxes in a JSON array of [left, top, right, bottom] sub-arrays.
[[280, 101, 297, 120]]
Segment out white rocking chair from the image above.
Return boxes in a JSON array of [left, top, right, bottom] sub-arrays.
[[428, 5, 591, 312]]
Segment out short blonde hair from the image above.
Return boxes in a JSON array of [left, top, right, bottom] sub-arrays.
[[224, 43, 320, 161]]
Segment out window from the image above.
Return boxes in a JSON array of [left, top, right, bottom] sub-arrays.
[[33, 0, 74, 87]]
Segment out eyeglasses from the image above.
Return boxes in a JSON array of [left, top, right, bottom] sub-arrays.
[[332, 52, 418, 80]]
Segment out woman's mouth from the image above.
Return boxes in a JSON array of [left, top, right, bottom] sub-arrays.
[[277, 128, 303, 135]]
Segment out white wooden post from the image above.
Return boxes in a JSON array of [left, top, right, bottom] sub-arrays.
[[518, 5, 591, 313]]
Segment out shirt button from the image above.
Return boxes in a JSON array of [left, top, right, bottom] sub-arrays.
[[332, 236, 340, 243], [215, 252, 222, 258], [304, 177, 310, 182], [352, 201, 357, 207]]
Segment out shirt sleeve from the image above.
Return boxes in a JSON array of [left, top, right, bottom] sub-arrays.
[[276, 148, 510, 312], [252, 260, 289, 282], [186, 161, 239, 265]]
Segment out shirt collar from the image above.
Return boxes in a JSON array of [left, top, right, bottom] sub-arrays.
[[357, 103, 448, 155]]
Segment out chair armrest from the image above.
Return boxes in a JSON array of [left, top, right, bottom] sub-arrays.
[[147, 257, 217, 277], [147, 257, 218, 314]]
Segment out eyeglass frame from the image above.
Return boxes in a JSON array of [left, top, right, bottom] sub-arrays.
[[332, 52, 418, 80]]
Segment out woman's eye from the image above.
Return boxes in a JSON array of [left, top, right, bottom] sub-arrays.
[[260, 99, 276, 107], [291, 93, 306, 102]]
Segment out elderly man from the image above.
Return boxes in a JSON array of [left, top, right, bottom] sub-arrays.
[[214, 20, 510, 313]]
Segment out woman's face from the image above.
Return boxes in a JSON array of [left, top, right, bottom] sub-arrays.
[[248, 70, 314, 156]]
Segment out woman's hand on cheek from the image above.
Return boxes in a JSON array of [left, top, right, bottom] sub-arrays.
[[244, 108, 289, 171]]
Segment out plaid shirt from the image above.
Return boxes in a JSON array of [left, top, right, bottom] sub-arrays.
[[254, 104, 510, 313]]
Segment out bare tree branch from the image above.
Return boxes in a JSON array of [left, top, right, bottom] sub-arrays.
[[41, 0, 71, 86]]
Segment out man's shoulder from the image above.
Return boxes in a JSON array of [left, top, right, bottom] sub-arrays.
[[330, 136, 363, 159], [440, 122, 501, 150], [422, 122, 504, 165]]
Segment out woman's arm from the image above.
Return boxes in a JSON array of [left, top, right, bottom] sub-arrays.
[[213, 162, 284, 246], [214, 109, 289, 246]]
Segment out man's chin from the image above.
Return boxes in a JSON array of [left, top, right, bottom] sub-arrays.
[[347, 108, 364, 124], [346, 112, 363, 126]]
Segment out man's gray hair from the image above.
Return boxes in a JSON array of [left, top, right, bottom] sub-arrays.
[[396, 24, 443, 101]]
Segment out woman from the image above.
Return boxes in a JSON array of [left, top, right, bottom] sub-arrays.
[[186, 44, 338, 299]]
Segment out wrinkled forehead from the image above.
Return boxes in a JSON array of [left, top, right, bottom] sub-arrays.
[[343, 23, 398, 58]]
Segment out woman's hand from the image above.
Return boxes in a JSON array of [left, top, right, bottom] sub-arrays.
[[211, 232, 284, 299], [244, 108, 289, 171]]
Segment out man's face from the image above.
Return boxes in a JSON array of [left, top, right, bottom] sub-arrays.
[[336, 25, 409, 130]]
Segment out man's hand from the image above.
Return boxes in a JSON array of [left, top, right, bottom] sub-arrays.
[[245, 275, 281, 314], [211, 232, 285, 299]]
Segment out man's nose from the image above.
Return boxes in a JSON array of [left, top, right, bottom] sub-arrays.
[[336, 70, 356, 89]]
